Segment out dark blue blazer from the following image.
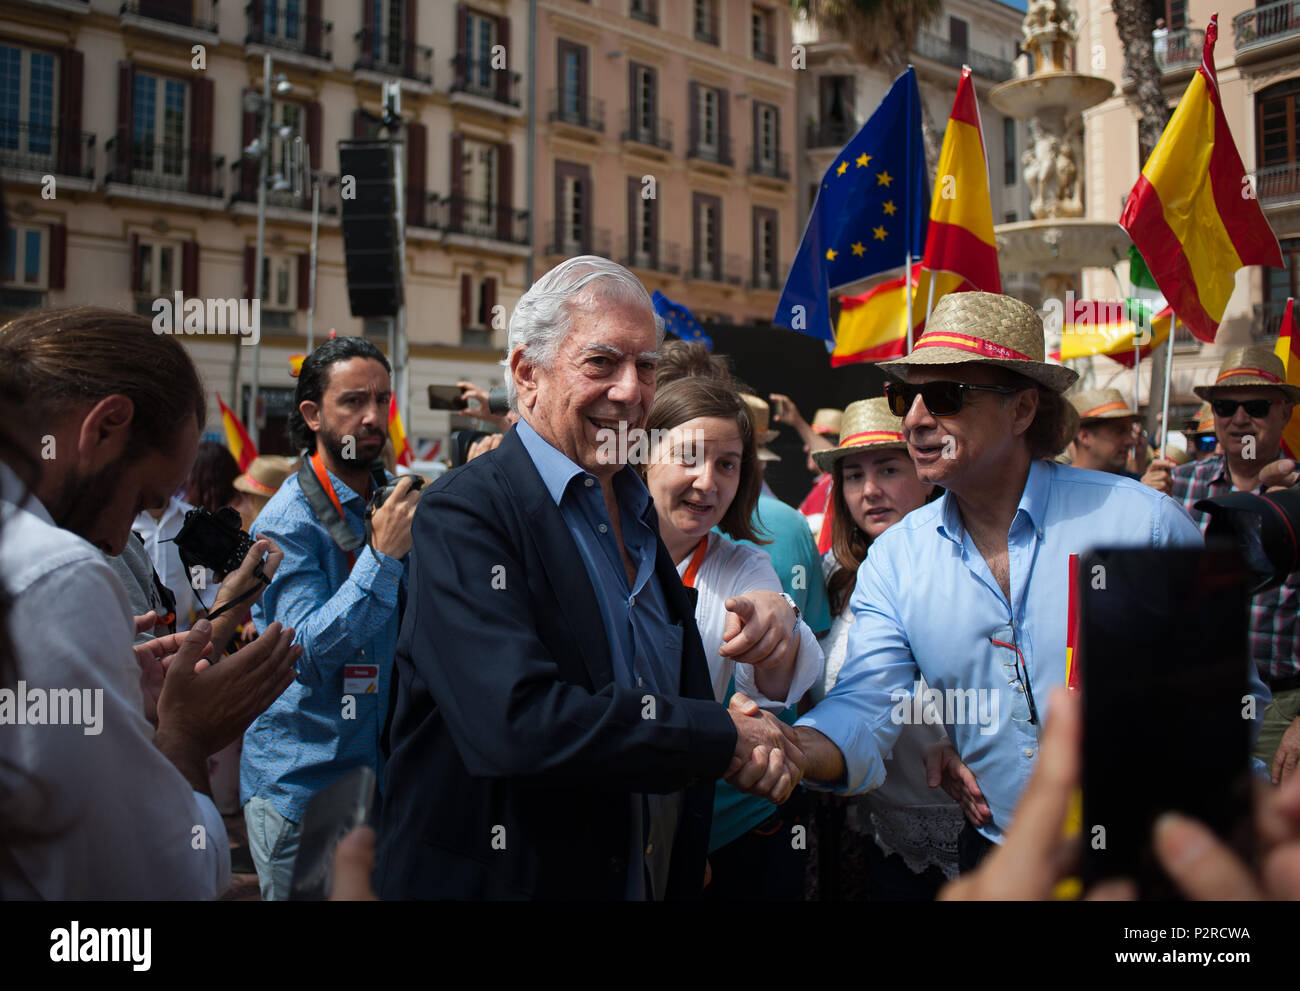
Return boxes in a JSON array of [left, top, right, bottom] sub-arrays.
[[375, 426, 736, 899]]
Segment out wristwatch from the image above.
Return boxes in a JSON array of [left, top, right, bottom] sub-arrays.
[[778, 592, 801, 635]]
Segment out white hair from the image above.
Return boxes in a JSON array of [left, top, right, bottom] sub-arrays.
[[501, 255, 665, 409]]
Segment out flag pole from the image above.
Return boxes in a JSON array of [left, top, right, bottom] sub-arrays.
[[926, 276, 937, 323], [905, 252, 914, 353], [1160, 315, 1177, 454]]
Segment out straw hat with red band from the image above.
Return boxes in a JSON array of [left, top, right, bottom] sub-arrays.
[[740, 393, 782, 461], [812, 398, 907, 473], [880, 290, 1079, 394], [1068, 387, 1138, 423], [1192, 345, 1300, 403], [234, 455, 299, 497], [811, 408, 843, 438]]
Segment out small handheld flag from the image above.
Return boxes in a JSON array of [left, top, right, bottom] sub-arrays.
[[216, 393, 258, 472]]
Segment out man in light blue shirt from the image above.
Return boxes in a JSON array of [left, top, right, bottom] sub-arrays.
[[793, 292, 1270, 870]]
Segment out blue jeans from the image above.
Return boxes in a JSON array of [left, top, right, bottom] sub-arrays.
[[244, 796, 301, 901]]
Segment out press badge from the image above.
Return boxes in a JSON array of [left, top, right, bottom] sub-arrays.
[[343, 664, 379, 695]]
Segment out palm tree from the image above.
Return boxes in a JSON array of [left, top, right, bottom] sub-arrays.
[[792, 0, 946, 172], [1111, 0, 1172, 162]]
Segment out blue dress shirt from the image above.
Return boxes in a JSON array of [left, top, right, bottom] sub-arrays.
[[240, 467, 407, 821], [798, 460, 1269, 843], [515, 417, 682, 899]]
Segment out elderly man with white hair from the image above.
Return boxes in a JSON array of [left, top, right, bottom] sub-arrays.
[[376, 256, 806, 900]]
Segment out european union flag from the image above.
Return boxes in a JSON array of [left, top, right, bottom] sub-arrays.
[[774, 67, 929, 342], [652, 290, 714, 351]]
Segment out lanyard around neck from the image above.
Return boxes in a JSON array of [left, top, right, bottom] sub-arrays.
[[680, 536, 710, 589], [310, 452, 356, 571]]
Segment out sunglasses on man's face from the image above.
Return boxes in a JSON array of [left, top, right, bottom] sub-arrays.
[[883, 379, 1020, 418], [1210, 398, 1282, 419]]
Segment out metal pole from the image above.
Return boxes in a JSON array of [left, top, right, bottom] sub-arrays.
[[904, 252, 913, 353], [387, 84, 408, 429], [307, 178, 319, 353], [251, 52, 271, 448], [525, 0, 537, 287], [1160, 314, 1177, 453]]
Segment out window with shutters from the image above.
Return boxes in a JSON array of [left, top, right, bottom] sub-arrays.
[[559, 43, 584, 121], [629, 181, 656, 268], [694, 0, 719, 45], [1262, 237, 1300, 338], [756, 102, 777, 167], [461, 139, 498, 236], [949, 17, 969, 57], [698, 86, 718, 151], [465, 11, 497, 93], [3, 223, 47, 289], [634, 65, 656, 139], [0, 44, 59, 174], [693, 194, 720, 280], [267, 101, 306, 203], [560, 173, 585, 254], [1256, 80, 1300, 206], [133, 72, 188, 189], [751, 6, 775, 63], [263, 0, 302, 43], [261, 254, 296, 313], [753, 208, 777, 290]]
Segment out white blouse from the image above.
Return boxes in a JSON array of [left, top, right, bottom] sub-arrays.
[[676, 531, 824, 711]]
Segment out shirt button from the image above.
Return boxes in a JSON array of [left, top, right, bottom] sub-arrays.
[[599, 523, 608, 533], [1024, 748, 1034, 758], [629, 595, 636, 607], [584, 477, 594, 487]]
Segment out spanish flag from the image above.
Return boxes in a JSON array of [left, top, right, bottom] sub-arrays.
[[1119, 14, 1282, 343], [913, 67, 1001, 318], [216, 393, 257, 472], [830, 275, 923, 366], [1054, 299, 1173, 366], [1273, 298, 1300, 460], [388, 394, 412, 467]]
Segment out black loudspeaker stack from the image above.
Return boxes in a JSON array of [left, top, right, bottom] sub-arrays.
[[338, 140, 403, 317]]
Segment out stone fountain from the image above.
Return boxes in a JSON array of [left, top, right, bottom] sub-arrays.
[[990, 0, 1130, 304]]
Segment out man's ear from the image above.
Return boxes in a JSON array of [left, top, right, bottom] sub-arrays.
[[510, 346, 539, 411], [77, 395, 134, 469], [300, 399, 321, 434], [1010, 387, 1040, 438]]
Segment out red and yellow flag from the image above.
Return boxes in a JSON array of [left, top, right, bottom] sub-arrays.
[[1119, 15, 1282, 343], [1053, 301, 1173, 365], [1273, 298, 1300, 460], [831, 275, 923, 366], [388, 394, 412, 467], [216, 393, 257, 472], [914, 67, 1001, 317]]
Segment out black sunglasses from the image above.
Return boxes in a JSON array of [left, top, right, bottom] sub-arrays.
[[1210, 398, 1282, 419], [883, 379, 1020, 418]]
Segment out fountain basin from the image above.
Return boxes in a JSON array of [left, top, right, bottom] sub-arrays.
[[995, 218, 1132, 273], [990, 73, 1116, 119]]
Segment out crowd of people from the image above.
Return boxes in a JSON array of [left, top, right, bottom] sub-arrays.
[[1, 254, 1299, 902]]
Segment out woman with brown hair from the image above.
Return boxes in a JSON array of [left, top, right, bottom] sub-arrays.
[[642, 376, 824, 899], [811, 398, 963, 899]]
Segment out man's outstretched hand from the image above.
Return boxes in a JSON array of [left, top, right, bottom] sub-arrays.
[[724, 692, 805, 804]]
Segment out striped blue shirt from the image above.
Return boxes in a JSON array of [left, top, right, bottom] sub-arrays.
[[240, 466, 408, 821]]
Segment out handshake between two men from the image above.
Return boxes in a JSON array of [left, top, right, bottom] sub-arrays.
[[724, 692, 806, 804]]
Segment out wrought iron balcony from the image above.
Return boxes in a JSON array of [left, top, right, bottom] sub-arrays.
[[687, 134, 733, 168], [548, 90, 604, 132], [913, 30, 1013, 81], [1155, 27, 1204, 72], [229, 166, 342, 214], [753, 28, 776, 64], [354, 29, 433, 85], [629, 0, 657, 26], [688, 252, 743, 286], [1234, 1, 1300, 54], [544, 221, 611, 258], [620, 110, 672, 151], [0, 119, 95, 180], [1253, 161, 1300, 206], [441, 196, 530, 245], [807, 118, 858, 149], [619, 239, 682, 276], [1253, 300, 1292, 342], [106, 138, 224, 197], [748, 147, 790, 181], [120, 0, 217, 33], [451, 55, 522, 107], [245, 1, 333, 61]]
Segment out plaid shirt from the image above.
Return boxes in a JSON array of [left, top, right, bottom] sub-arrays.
[[1170, 453, 1300, 683]]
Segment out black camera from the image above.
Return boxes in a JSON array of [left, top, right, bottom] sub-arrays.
[[173, 506, 257, 581], [369, 472, 424, 514], [1198, 486, 1300, 593]]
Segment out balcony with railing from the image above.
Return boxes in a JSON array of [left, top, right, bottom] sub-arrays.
[[620, 110, 672, 151], [1234, 1, 1300, 61], [1253, 161, 1300, 208], [230, 166, 342, 215], [106, 139, 225, 198], [406, 190, 440, 229], [807, 118, 858, 150], [354, 30, 433, 85], [120, 1, 218, 37], [1155, 27, 1204, 73], [620, 239, 682, 276], [245, 1, 333, 63], [0, 120, 95, 181], [687, 134, 733, 168], [912, 31, 1013, 81], [548, 90, 605, 133], [748, 147, 790, 181], [687, 252, 743, 286], [441, 196, 530, 245], [753, 28, 776, 64], [451, 56, 522, 109], [544, 221, 612, 258], [1253, 300, 1292, 341], [629, 0, 657, 26]]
